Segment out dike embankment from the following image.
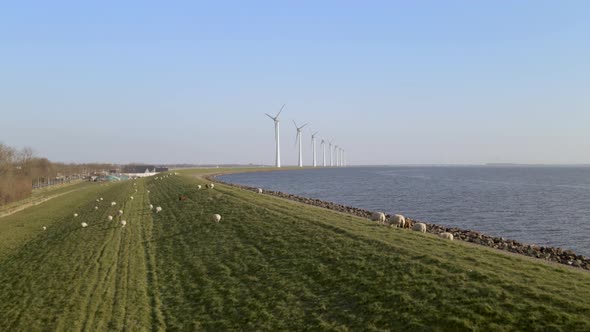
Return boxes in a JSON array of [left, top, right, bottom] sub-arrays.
[[209, 173, 590, 271]]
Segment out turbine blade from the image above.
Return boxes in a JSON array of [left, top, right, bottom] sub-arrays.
[[276, 104, 286, 118], [265, 113, 275, 120], [293, 120, 298, 127], [301, 123, 309, 129]]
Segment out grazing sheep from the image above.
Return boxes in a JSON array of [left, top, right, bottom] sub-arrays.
[[257, 188, 263, 194], [43, 226, 47, 231], [439, 232, 454, 240], [73, 213, 79, 217], [212, 214, 222, 223], [147, 190, 150, 193], [371, 212, 386, 225], [412, 222, 427, 233], [118, 210, 123, 216], [135, 189, 138, 192], [120, 220, 127, 227], [108, 215, 113, 221], [81, 222, 88, 228], [390, 214, 406, 228], [111, 202, 117, 206], [96, 199, 100, 202], [156, 206, 162, 213], [210, 183, 215, 189], [94, 206, 99, 210], [149, 204, 153, 210], [130, 196, 134, 200], [197, 185, 202, 189], [100, 197, 103, 201]]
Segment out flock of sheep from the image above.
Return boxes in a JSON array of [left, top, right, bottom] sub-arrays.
[[48, 179, 166, 231], [48, 173, 223, 232], [47, 173, 450, 244], [370, 211, 453, 240]]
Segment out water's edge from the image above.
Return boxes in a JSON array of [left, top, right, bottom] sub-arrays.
[[209, 172, 590, 271]]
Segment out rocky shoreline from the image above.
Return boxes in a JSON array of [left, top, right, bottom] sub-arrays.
[[210, 175, 590, 271]]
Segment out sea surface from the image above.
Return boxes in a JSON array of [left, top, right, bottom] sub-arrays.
[[219, 166, 590, 256]]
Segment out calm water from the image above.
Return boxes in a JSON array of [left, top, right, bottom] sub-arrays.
[[220, 166, 590, 256]]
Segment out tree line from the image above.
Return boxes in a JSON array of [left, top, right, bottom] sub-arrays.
[[0, 143, 111, 205]]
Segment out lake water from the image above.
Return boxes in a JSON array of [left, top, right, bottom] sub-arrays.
[[220, 166, 590, 256]]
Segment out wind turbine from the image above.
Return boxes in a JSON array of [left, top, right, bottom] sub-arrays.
[[328, 141, 333, 166], [321, 138, 326, 167], [265, 104, 285, 168], [311, 131, 319, 167], [294, 121, 308, 167]]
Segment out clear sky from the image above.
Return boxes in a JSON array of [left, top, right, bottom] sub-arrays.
[[1, 1, 589, 165]]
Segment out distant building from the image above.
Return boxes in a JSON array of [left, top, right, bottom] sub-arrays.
[[121, 165, 167, 178]]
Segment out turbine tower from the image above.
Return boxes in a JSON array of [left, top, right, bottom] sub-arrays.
[[335, 145, 339, 167], [311, 131, 319, 167], [328, 141, 333, 166], [265, 104, 285, 168], [340, 147, 344, 167], [341, 148, 345, 167], [321, 138, 326, 167], [294, 121, 308, 167]]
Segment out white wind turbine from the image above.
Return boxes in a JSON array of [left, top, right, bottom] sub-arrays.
[[265, 104, 285, 168], [294, 121, 308, 167], [328, 140, 333, 166], [321, 138, 326, 167], [311, 131, 319, 167]]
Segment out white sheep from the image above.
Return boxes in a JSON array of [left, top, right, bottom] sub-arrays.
[[212, 214, 222, 223], [147, 190, 150, 193], [390, 214, 406, 228], [81, 222, 88, 228], [118, 210, 124, 215], [94, 206, 99, 210], [149, 204, 154, 210], [209, 183, 215, 189], [96, 199, 100, 202], [100, 197, 103, 201], [412, 222, 427, 233], [197, 185, 202, 189], [371, 212, 386, 225], [257, 188, 263, 194], [108, 215, 113, 221], [130, 196, 134, 200], [156, 206, 162, 213], [111, 202, 117, 206], [120, 220, 127, 227], [43, 226, 47, 231], [73, 213, 79, 217], [439, 232, 454, 240]]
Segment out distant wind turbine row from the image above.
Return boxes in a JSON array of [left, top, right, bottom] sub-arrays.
[[265, 105, 346, 168]]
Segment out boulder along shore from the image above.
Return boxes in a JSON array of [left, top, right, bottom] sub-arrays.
[[210, 174, 590, 271]]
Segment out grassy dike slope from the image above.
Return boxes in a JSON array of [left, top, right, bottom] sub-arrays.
[[0, 168, 589, 331]]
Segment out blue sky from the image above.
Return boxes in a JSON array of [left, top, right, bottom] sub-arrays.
[[1, 1, 589, 165]]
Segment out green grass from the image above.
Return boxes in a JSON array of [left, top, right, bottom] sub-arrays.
[[1, 169, 590, 331]]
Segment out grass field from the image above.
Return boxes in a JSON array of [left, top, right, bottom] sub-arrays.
[[1, 169, 590, 331]]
